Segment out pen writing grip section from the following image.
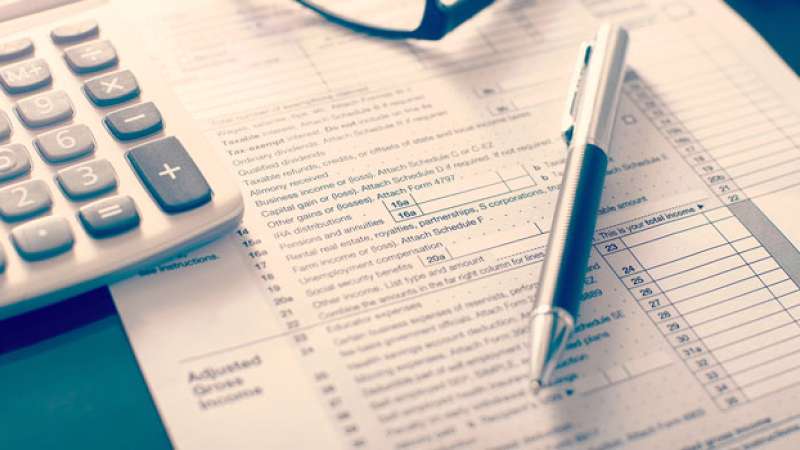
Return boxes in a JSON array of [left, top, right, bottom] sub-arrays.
[[537, 144, 608, 317]]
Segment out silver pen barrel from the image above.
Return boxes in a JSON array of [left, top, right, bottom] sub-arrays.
[[529, 143, 608, 391], [528, 23, 628, 392]]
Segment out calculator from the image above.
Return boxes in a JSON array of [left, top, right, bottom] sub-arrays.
[[0, 0, 244, 318]]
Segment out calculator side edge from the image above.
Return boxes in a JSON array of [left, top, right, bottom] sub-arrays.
[[0, 197, 244, 320]]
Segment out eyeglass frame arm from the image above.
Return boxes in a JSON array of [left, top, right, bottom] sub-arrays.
[[295, 0, 494, 40]]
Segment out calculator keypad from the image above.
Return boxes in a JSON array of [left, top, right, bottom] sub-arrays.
[[0, 16, 220, 273], [105, 101, 162, 140], [0, 38, 33, 63], [57, 159, 117, 200], [50, 20, 99, 45], [0, 144, 31, 182], [0, 59, 52, 94], [11, 216, 73, 261], [128, 137, 211, 213], [35, 124, 95, 163], [16, 90, 74, 128], [79, 195, 139, 238], [0, 180, 52, 221], [63, 40, 117, 74], [84, 70, 139, 106]]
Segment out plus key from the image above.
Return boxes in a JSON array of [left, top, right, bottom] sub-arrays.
[[128, 137, 212, 213]]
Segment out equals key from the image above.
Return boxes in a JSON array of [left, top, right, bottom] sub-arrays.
[[79, 195, 140, 238], [105, 102, 163, 140]]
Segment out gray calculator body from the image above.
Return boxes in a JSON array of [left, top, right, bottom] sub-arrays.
[[0, 0, 244, 318]]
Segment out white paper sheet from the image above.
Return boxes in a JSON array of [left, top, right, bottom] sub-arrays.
[[112, 0, 800, 448]]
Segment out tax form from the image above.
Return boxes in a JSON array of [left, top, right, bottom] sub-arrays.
[[111, 0, 800, 448]]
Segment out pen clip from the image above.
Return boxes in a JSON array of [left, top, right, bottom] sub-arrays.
[[561, 40, 593, 146]]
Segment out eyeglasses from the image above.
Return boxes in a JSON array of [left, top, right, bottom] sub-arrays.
[[296, 0, 495, 40]]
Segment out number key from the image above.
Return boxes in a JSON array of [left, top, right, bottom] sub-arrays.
[[0, 144, 30, 182], [57, 159, 117, 200], [0, 180, 51, 221], [35, 124, 95, 163], [16, 91, 74, 129]]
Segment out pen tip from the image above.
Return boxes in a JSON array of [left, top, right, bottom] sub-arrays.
[[530, 379, 543, 395]]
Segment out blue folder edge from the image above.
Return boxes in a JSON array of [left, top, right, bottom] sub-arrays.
[[0, 288, 171, 449]]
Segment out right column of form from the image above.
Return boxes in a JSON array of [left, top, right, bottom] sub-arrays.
[[599, 206, 800, 410]]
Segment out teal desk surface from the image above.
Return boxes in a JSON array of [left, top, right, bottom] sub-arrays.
[[1, 2, 798, 448]]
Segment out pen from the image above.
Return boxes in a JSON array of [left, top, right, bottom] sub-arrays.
[[529, 23, 629, 393]]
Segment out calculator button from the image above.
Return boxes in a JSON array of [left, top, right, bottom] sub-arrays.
[[57, 159, 117, 200], [0, 38, 33, 63], [35, 124, 95, 163], [11, 216, 74, 261], [0, 144, 30, 182], [0, 59, 51, 94], [51, 20, 99, 45], [0, 180, 51, 221], [16, 91, 74, 128], [0, 111, 10, 141], [64, 40, 117, 74], [79, 195, 139, 238], [84, 70, 140, 106], [105, 102, 162, 140], [128, 137, 212, 213]]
